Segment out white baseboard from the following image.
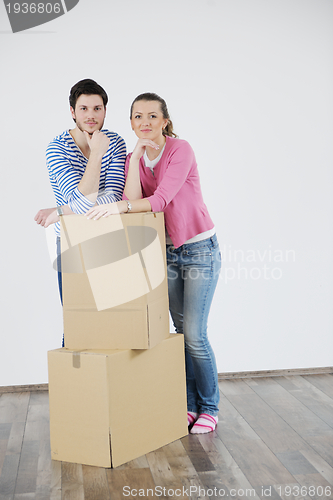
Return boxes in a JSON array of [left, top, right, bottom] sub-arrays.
[[0, 367, 332, 393]]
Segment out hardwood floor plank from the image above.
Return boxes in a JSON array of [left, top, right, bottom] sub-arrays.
[[181, 435, 215, 473], [0, 454, 20, 496], [49, 461, 61, 500], [14, 440, 39, 494], [82, 465, 110, 500], [0, 441, 7, 478], [218, 379, 253, 396], [107, 468, 157, 500], [215, 383, 298, 487], [217, 396, 262, 442], [26, 404, 49, 426], [161, 440, 212, 499], [217, 430, 295, 487], [275, 451, 318, 475], [23, 421, 48, 444], [245, 377, 333, 436], [162, 440, 189, 459], [28, 393, 49, 407], [6, 422, 25, 456], [162, 440, 197, 477], [106, 469, 129, 500], [61, 462, 84, 500], [222, 391, 308, 454], [0, 394, 30, 424], [302, 375, 333, 399], [245, 378, 333, 467], [293, 473, 332, 498], [0, 426, 11, 442], [304, 435, 333, 469], [35, 440, 52, 500], [274, 376, 333, 428], [146, 450, 188, 498], [116, 455, 149, 469], [13, 493, 35, 499], [300, 448, 333, 485], [197, 435, 261, 499], [166, 452, 198, 478]]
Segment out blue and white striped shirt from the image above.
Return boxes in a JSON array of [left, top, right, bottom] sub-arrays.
[[46, 130, 126, 236]]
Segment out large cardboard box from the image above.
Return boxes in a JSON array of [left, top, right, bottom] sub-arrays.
[[48, 334, 188, 468], [60, 212, 170, 350]]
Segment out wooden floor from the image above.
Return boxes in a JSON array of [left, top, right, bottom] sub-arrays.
[[0, 374, 333, 499]]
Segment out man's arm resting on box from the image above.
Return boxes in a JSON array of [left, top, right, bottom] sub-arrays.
[[34, 205, 76, 228]]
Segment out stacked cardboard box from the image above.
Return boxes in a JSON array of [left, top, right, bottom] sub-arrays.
[[48, 212, 188, 468]]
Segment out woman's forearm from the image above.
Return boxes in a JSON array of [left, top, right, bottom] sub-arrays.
[[123, 156, 143, 200]]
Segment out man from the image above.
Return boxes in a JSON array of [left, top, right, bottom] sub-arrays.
[[35, 78, 126, 308], [35, 78, 126, 229]]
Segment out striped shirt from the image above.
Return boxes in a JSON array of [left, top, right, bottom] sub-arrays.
[[46, 130, 126, 236]]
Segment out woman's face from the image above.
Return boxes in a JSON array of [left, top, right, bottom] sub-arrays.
[[131, 100, 168, 143]]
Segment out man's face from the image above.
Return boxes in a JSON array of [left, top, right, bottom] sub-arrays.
[[71, 94, 106, 135]]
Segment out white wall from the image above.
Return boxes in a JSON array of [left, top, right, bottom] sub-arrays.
[[0, 0, 332, 386]]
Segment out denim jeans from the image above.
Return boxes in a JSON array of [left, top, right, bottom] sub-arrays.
[[56, 236, 64, 347], [56, 237, 63, 305], [166, 234, 221, 416]]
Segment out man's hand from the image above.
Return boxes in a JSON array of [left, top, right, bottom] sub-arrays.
[[84, 130, 110, 158], [34, 207, 59, 228]]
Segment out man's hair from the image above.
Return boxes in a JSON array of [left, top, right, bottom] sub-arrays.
[[69, 79, 108, 110]]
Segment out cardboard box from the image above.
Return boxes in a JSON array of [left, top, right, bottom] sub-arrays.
[[60, 212, 170, 350], [48, 334, 188, 468]]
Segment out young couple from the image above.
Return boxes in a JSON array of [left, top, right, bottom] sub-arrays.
[[35, 79, 221, 434]]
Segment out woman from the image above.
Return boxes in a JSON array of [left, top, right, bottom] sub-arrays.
[[87, 93, 221, 434]]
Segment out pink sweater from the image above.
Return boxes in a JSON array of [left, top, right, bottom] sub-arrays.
[[124, 136, 214, 248]]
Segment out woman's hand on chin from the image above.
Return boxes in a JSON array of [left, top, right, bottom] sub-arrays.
[[86, 201, 127, 220], [131, 138, 160, 161]]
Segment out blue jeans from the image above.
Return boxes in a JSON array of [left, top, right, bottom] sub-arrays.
[[56, 236, 64, 348], [56, 237, 63, 305], [166, 234, 221, 416]]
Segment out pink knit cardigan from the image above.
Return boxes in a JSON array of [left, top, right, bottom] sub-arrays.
[[124, 136, 214, 248]]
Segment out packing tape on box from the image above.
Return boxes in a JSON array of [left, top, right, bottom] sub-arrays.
[[72, 352, 81, 369]]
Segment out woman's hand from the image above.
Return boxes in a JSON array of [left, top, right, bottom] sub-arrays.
[[131, 138, 160, 161], [34, 207, 59, 228], [86, 201, 127, 220]]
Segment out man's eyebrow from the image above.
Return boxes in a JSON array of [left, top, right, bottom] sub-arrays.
[[79, 104, 103, 107]]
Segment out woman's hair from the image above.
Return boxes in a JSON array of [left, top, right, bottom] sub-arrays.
[[130, 93, 178, 138]]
